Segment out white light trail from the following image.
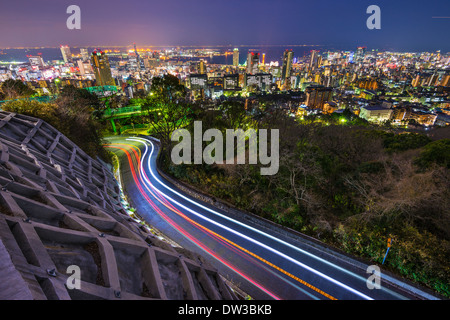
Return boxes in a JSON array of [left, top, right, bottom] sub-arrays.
[[128, 137, 377, 300]]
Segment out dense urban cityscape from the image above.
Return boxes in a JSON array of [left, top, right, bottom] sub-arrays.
[[1, 45, 449, 128]]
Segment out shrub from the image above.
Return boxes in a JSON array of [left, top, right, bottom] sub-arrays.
[[415, 139, 450, 169]]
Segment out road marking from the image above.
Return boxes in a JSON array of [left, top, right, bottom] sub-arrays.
[[113, 141, 339, 299], [112, 142, 333, 299], [129, 137, 375, 300], [106, 143, 282, 299]]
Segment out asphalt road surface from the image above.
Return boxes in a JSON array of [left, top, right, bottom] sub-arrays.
[[105, 135, 439, 301]]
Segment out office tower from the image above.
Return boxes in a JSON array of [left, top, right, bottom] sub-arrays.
[[60, 45, 72, 63], [128, 52, 139, 71], [28, 55, 45, 68], [197, 59, 206, 74], [281, 49, 294, 84], [427, 73, 439, 86], [246, 52, 260, 74], [189, 74, 208, 90], [244, 73, 273, 92], [91, 50, 115, 86], [305, 85, 333, 109], [224, 74, 240, 90], [233, 48, 239, 67], [411, 74, 420, 87], [309, 50, 319, 71], [77, 60, 86, 75], [77, 59, 93, 75], [80, 48, 89, 62], [355, 46, 366, 62], [441, 74, 450, 87]]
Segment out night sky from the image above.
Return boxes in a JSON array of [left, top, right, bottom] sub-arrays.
[[1, 0, 449, 52]]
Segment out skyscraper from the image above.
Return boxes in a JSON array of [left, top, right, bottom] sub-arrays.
[[127, 52, 139, 71], [305, 85, 333, 109], [78, 59, 93, 76], [197, 59, 206, 74], [233, 48, 239, 67], [281, 49, 294, 84], [80, 48, 89, 62], [355, 46, 366, 62], [91, 50, 115, 86], [246, 52, 259, 75], [309, 50, 319, 71], [28, 55, 45, 68], [60, 45, 72, 63]]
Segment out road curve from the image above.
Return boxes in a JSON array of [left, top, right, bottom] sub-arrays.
[[104, 135, 436, 300]]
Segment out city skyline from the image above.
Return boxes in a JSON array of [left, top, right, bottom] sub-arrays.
[[0, 0, 449, 52]]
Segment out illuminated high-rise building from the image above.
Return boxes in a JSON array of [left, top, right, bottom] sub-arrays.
[[246, 52, 259, 74], [224, 74, 240, 91], [28, 55, 45, 68], [60, 45, 72, 63], [355, 46, 366, 62], [281, 49, 294, 84], [91, 50, 115, 86], [309, 50, 319, 71], [127, 52, 139, 71], [77, 60, 93, 76], [197, 59, 206, 74], [244, 73, 273, 92], [305, 85, 333, 109], [233, 48, 239, 67], [441, 74, 450, 87]]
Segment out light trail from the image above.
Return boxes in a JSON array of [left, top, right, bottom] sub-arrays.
[[106, 143, 283, 300], [109, 142, 323, 299], [127, 137, 375, 300]]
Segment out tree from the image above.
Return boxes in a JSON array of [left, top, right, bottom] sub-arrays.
[[218, 100, 254, 130], [141, 75, 196, 159], [149, 74, 186, 103], [0, 79, 36, 99], [57, 85, 104, 119], [54, 90, 106, 158], [2, 100, 58, 124], [415, 139, 450, 169]]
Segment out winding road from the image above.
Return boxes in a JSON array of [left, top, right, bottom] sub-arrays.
[[104, 135, 438, 300]]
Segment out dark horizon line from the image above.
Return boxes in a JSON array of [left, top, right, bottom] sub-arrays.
[[0, 44, 448, 54], [0, 44, 326, 49]]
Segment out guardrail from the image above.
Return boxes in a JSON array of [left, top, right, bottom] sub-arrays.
[[119, 123, 150, 134]]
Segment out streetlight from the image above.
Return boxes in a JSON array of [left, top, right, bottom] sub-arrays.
[[54, 78, 61, 93]]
